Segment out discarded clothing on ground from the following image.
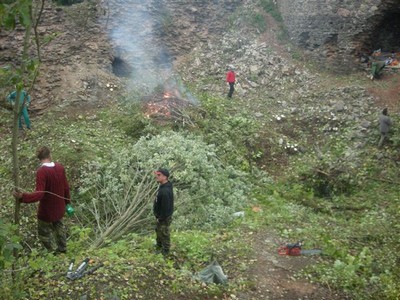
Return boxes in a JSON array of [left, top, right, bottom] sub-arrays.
[[193, 260, 228, 284]]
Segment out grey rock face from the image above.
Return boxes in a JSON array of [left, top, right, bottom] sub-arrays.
[[277, 0, 400, 72]]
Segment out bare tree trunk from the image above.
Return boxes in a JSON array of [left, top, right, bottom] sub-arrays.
[[13, 10, 33, 229], [32, 0, 45, 61], [12, 91, 22, 228]]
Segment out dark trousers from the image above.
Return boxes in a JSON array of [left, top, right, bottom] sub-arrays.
[[378, 132, 388, 147], [155, 217, 172, 254], [228, 82, 235, 98], [37, 219, 67, 253]]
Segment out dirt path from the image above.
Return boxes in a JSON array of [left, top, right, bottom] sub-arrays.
[[367, 71, 400, 113], [237, 229, 346, 300]]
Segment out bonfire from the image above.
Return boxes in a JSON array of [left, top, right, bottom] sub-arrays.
[[142, 89, 196, 126]]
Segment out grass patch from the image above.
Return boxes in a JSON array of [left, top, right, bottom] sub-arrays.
[[249, 12, 267, 32], [260, 0, 283, 22]]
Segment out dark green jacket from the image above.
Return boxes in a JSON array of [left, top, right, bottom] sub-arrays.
[[153, 181, 174, 220]]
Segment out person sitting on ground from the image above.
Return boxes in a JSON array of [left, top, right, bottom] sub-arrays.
[[370, 61, 386, 80], [6, 89, 31, 129], [370, 58, 393, 80]]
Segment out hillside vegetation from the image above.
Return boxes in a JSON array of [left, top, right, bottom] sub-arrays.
[[1, 0, 400, 299]]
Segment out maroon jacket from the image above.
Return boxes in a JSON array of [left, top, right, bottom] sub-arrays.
[[22, 163, 70, 222]]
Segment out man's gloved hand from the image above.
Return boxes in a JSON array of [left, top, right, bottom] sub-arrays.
[[66, 204, 75, 216]]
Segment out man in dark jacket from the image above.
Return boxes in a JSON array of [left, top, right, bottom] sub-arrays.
[[378, 108, 393, 147], [13, 146, 70, 254], [153, 168, 174, 256]]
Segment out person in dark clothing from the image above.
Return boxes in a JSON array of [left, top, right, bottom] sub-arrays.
[[13, 146, 71, 254], [378, 108, 392, 148], [153, 168, 174, 256], [226, 66, 236, 98]]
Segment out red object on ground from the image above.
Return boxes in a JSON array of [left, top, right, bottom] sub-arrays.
[[278, 245, 302, 256]]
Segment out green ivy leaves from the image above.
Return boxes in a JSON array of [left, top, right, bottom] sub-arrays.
[[0, 0, 32, 30]]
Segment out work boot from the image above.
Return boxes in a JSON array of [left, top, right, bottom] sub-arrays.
[[154, 243, 162, 254], [53, 249, 67, 255]]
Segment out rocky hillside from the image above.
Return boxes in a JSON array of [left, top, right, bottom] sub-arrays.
[[0, 0, 121, 112], [1, 0, 398, 147], [164, 1, 396, 158], [278, 0, 400, 71]]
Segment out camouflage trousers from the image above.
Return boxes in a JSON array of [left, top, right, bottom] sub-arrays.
[[37, 219, 67, 253], [155, 217, 172, 254]]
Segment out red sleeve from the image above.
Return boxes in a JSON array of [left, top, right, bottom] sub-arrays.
[[21, 168, 46, 203]]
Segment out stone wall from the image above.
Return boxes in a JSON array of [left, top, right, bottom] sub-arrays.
[[277, 0, 400, 72]]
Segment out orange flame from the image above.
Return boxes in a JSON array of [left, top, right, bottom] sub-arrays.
[[144, 89, 183, 119], [163, 92, 174, 99]]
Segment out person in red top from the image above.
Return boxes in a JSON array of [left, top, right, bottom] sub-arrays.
[[14, 146, 71, 254], [226, 65, 236, 98]]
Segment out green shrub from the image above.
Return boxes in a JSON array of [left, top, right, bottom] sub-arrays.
[[295, 152, 360, 198], [250, 13, 267, 32], [174, 231, 213, 262], [0, 220, 24, 299], [0, 220, 21, 270], [111, 103, 152, 139], [260, 0, 283, 22], [196, 95, 261, 170], [315, 247, 374, 295], [77, 131, 253, 245]]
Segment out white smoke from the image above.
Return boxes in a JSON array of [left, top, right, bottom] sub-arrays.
[[102, 0, 198, 104], [104, 0, 172, 93]]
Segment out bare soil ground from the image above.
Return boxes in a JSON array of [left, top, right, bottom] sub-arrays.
[[367, 70, 400, 113], [236, 229, 346, 300]]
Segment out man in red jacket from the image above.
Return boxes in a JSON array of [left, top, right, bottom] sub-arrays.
[[226, 65, 236, 98], [14, 146, 71, 254]]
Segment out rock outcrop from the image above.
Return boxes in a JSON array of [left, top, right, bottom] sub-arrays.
[[0, 1, 121, 112], [277, 0, 400, 72]]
